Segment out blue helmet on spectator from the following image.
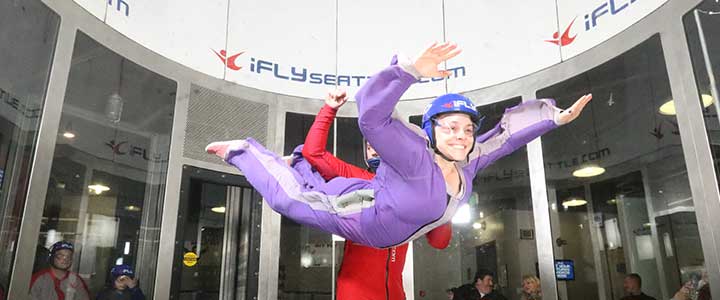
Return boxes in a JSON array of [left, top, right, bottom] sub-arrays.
[[50, 241, 74, 255], [111, 264, 135, 279]]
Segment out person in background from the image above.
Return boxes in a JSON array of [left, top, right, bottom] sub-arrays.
[[454, 269, 508, 300], [620, 273, 657, 300], [521, 275, 542, 300], [30, 241, 91, 300], [672, 271, 712, 300], [95, 264, 145, 300]]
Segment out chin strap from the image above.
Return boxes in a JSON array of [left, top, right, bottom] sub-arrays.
[[433, 146, 460, 162]]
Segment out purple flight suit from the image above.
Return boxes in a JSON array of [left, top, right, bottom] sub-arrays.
[[219, 57, 560, 248]]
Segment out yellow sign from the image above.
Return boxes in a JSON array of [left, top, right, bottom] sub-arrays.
[[183, 252, 198, 267]]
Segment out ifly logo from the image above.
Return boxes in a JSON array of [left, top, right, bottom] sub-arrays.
[[106, 140, 128, 155], [584, 0, 639, 31], [454, 100, 476, 111], [548, 0, 641, 47], [249, 57, 466, 87], [105, 140, 164, 162], [213, 49, 244, 71], [442, 101, 475, 111], [546, 17, 577, 46]]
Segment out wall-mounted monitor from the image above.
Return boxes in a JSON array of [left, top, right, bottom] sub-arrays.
[[555, 259, 575, 281]]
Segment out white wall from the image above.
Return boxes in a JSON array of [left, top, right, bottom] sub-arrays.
[[71, 0, 670, 100]]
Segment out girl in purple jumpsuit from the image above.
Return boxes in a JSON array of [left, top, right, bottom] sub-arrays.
[[206, 42, 591, 248]]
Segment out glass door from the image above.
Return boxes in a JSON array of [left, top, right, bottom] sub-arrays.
[[170, 166, 262, 300]]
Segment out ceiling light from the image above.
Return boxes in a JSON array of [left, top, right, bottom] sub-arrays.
[[211, 206, 226, 214], [572, 165, 605, 177], [124, 205, 141, 212], [562, 198, 587, 208], [452, 203, 471, 224], [659, 94, 714, 115], [472, 222, 485, 230], [607, 198, 617, 205], [61, 121, 75, 139], [88, 184, 110, 195]]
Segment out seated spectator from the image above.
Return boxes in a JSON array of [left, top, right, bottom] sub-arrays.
[[620, 273, 657, 300], [521, 275, 542, 300], [95, 264, 146, 300], [454, 269, 508, 300], [30, 241, 90, 300]]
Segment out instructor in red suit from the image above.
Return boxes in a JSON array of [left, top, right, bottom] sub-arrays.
[[301, 89, 452, 300]]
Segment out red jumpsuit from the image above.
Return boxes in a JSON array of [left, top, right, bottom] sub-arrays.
[[302, 105, 452, 300]]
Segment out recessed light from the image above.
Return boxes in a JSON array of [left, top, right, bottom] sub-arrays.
[[88, 184, 110, 195], [572, 165, 605, 177], [562, 198, 587, 207]]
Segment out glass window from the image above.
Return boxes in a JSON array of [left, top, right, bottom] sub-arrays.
[[685, 0, 720, 193], [537, 35, 702, 300], [0, 0, 59, 293], [335, 116, 365, 168], [411, 97, 540, 300], [280, 112, 335, 300], [32, 32, 176, 299]]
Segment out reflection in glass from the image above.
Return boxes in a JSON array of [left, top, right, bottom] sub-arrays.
[[411, 97, 539, 300], [33, 32, 176, 298], [538, 35, 701, 300], [280, 112, 334, 300], [685, 0, 720, 193], [0, 0, 59, 291]]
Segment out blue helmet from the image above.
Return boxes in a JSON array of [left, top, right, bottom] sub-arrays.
[[50, 241, 74, 255], [421, 93, 482, 150], [111, 264, 135, 279]]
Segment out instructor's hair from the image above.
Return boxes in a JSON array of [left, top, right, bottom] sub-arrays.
[[626, 273, 642, 287], [474, 268, 494, 283]]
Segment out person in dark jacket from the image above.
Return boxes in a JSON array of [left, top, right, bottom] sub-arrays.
[[620, 273, 657, 300], [95, 265, 145, 300], [454, 269, 508, 300]]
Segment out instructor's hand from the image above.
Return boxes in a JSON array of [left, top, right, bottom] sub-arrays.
[[413, 42, 462, 78], [325, 89, 348, 109]]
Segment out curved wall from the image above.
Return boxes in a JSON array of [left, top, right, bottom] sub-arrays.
[[10, 1, 720, 300], [73, 0, 670, 100]]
